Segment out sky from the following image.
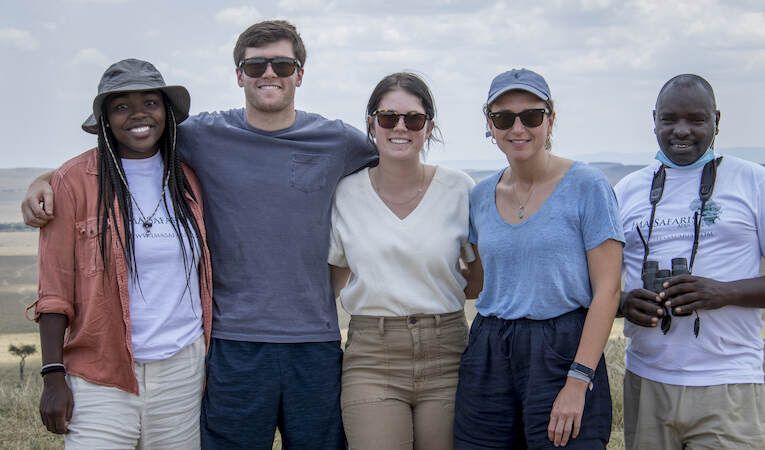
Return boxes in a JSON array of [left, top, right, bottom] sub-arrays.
[[2, 0, 765, 169]]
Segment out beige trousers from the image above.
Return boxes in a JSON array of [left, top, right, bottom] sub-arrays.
[[623, 369, 765, 450], [65, 334, 205, 450], [341, 311, 468, 450]]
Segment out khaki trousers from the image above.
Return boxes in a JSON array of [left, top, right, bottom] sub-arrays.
[[623, 370, 765, 450], [341, 311, 468, 450], [65, 334, 205, 450]]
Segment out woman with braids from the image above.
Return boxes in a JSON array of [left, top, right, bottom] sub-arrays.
[[329, 72, 483, 449], [29, 59, 212, 448]]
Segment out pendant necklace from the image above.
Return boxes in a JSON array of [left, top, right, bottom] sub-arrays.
[[130, 183, 168, 233], [513, 153, 550, 220], [105, 145, 169, 233]]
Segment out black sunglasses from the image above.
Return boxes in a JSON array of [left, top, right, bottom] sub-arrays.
[[371, 110, 430, 131], [238, 57, 301, 78], [488, 108, 549, 129]]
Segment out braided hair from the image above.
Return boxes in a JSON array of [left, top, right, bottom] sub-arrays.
[[95, 93, 209, 298]]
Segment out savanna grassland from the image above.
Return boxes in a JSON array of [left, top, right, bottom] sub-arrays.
[[0, 230, 62, 448], [0, 216, 761, 449]]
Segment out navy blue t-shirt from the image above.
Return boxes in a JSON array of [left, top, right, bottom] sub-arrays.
[[178, 108, 377, 342]]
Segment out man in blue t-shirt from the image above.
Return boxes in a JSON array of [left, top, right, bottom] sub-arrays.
[[22, 20, 377, 450]]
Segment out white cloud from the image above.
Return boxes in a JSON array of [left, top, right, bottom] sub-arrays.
[[278, 0, 337, 13], [72, 48, 109, 66], [580, 0, 613, 9], [215, 6, 262, 27], [2, 0, 765, 168], [0, 27, 39, 51]]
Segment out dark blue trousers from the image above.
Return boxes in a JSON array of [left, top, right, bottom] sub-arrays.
[[201, 339, 345, 450], [454, 309, 611, 449]]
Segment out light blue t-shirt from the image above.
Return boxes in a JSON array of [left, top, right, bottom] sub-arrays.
[[469, 161, 624, 320], [177, 109, 377, 343]]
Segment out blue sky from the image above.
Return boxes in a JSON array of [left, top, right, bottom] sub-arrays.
[[2, 0, 765, 168]]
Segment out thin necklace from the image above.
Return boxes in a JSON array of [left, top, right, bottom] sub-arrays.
[[105, 142, 169, 233], [371, 165, 426, 206], [513, 153, 551, 220]]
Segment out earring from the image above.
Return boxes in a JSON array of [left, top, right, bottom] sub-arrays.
[[490, 137, 497, 145]]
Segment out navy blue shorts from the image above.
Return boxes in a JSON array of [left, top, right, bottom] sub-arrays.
[[200, 339, 345, 450], [454, 309, 611, 449]]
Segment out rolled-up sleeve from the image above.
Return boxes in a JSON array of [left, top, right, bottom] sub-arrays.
[[33, 171, 78, 323]]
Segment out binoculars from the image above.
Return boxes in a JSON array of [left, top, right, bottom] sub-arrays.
[[642, 258, 691, 317]]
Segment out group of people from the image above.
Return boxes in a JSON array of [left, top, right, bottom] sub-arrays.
[[21, 19, 764, 450]]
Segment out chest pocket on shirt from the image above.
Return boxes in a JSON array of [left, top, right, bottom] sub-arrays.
[[290, 153, 329, 193], [75, 217, 106, 277]]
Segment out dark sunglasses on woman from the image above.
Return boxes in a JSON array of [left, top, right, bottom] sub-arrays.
[[371, 110, 430, 131], [238, 57, 302, 78], [488, 108, 549, 129]]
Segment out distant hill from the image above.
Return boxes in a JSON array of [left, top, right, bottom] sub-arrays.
[[464, 163, 644, 185], [588, 162, 645, 185], [1, 150, 762, 222]]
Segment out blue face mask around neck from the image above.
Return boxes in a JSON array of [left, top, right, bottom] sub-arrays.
[[655, 147, 715, 169]]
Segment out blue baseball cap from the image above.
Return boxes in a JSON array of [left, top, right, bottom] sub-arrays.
[[486, 68, 551, 106]]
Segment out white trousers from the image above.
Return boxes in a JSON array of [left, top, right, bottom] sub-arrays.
[[65, 334, 205, 450]]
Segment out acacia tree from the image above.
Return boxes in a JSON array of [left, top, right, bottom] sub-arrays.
[[8, 344, 36, 381]]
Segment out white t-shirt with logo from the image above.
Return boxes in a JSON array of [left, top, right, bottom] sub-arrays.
[[122, 152, 203, 363], [615, 153, 765, 386]]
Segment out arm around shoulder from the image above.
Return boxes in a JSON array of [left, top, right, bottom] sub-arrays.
[[342, 122, 378, 176], [21, 170, 55, 227]]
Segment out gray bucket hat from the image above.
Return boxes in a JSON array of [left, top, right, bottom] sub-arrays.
[[81, 58, 190, 134]]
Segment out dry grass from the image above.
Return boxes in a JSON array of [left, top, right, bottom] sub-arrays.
[[0, 346, 62, 449], [0, 368, 62, 449], [605, 336, 627, 450]]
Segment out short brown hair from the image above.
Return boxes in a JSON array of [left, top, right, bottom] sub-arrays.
[[233, 20, 307, 67]]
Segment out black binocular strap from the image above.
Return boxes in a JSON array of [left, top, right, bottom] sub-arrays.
[[638, 157, 723, 276]]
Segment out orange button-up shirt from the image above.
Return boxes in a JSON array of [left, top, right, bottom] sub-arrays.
[[29, 148, 212, 395]]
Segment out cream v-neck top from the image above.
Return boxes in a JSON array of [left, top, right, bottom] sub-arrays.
[[329, 166, 475, 316]]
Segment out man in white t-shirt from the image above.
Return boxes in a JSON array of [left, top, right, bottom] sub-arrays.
[[614, 74, 765, 450]]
